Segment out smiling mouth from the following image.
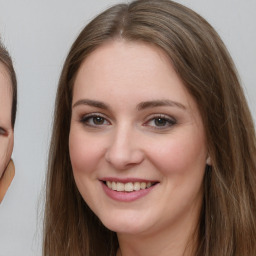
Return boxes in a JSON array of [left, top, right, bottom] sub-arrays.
[[103, 181, 158, 192]]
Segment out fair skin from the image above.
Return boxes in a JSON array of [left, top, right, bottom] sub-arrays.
[[0, 63, 14, 202], [69, 40, 208, 256]]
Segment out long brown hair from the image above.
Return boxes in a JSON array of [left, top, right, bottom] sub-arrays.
[[43, 1, 256, 255], [0, 40, 17, 128]]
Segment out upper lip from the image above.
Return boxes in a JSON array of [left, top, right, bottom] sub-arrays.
[[100, 177, 159, 183]]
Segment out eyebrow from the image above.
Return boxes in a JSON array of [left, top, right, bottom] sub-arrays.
[[73, 99, 109, 109], [137, 100, 186, 111], [72, 99, 186, 111]]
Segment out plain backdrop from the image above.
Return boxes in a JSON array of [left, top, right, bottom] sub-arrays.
[[0, 1, 255, 255]]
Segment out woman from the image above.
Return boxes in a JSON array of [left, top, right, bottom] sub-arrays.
[[0, 41, 17, 203], [43, 0, 256, 255]]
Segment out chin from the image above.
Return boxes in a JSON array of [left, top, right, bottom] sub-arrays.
[[98, 211, 152, 235], [105, 222, 145, 235]]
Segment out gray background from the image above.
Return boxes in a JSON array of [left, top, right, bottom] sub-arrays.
[[0, 0, 255, 255]]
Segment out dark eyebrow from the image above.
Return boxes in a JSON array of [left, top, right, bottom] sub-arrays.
[[73, 99, 186, 111], [72, 99, 109, 110], [137, 100, 186, 111]]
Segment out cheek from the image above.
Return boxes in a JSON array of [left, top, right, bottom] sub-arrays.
[[148, 129, 207, 176], [69, 128, 103, 176], [69, 127, 106, 210], [0, 134, 14, 178]]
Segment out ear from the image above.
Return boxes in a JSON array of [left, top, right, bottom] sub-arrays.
[[0, 159, 15, 203], [206, 155, 212, 166]]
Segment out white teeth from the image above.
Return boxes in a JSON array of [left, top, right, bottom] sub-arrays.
[[116, 182, 124, 191], [140, 182, 146, 189], [112, 181, 117, 191], [106, 181, 112, 189], [134, 182, 140, 191], [106, 181, 154, 192], [124, 182, 133, 192]]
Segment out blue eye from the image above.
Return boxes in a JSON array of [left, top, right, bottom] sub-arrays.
[[80, 114, 110, 127]]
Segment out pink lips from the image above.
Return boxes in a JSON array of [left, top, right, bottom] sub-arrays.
[[100, 178, 158, 202]]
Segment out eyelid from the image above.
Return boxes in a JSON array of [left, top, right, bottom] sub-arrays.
[[143, 114, 176, 129], [79, 112, 111, 127]]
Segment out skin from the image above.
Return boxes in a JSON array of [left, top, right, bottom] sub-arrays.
[[0, 63, 14, 202], [69, 40, 208, 256]]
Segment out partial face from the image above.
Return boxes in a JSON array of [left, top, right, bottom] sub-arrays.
[[0, 63, 13, 201], [69, 41, 208, 237]]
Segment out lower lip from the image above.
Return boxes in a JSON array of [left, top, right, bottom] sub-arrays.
[[101, 182, 157, 202]]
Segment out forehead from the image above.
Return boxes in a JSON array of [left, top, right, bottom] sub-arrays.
[[0, 63, 12, 116], [0, 61, 12, 88], [0, 62, 12, 87], [73, 40, 193, 106]]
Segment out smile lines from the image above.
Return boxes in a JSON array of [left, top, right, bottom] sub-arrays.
[[104, 181, 157, 192]]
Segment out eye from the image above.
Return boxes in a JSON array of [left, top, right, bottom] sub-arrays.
[[80, 114, 110, 127], [144, 115, 176, 129], [0, 127, 7, 136]]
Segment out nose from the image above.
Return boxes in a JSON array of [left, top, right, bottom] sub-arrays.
[[105, 126, 144, 170]]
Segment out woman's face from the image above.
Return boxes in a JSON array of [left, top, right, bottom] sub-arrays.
[[0, 63, 14, 199], [69, 41, 208, 237]]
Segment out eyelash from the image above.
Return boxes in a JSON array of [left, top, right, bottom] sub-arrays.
[[144, 114, 176, 129], [79, 113, 176, 130], [80, 113, 111, 127]]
